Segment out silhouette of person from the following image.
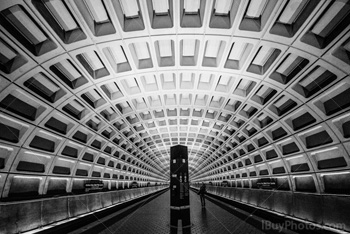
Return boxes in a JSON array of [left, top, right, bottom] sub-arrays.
[[197, 183, 207, 207]]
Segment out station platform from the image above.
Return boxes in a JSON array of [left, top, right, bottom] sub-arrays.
[[62, 189, 281, 234], [27, 187, 349, 234]]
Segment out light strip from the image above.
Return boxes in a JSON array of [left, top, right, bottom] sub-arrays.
[[83, 0, 109, 23], [50, 177, 69, 180], [278, 0, 308, 24], [7, 5, 47, 45], [58, 158, 75, 163], [73, 178, 87, 181], [38, 130, 62, 140], [268, 159, 282, 164], [285, 155, 304, 160], [25, 151, 52, 159], [0, 40, 16, 63], [298, 125, 322, 135], [0, 113, 29, 127], [320, 171, 350, 176], [332, 111, 350, 122], [277, 137, 292, 144], [310, 147, 338, 155], [311, 0, 349, 38], [246, 0, 267, 18], [79, 162, 92, 167], [119, 0, 139, 18], [67, 141, 83, 148], [293, 175, 312, 178], [13, 175, 43, 180], [0, 145, 14, 151], [44, 0, 78, 31]]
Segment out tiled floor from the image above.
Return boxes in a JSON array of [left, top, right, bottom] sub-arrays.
[[96, 190, 267, 234]]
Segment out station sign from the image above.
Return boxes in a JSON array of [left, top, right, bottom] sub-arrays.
[[85, 180, 103, 192], [257, 178, 277, 189]]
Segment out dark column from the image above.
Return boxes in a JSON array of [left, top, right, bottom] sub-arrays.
[[170, 145, 191, 233]]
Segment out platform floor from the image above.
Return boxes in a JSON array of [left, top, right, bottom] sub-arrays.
[[95, 190, 267, 234]]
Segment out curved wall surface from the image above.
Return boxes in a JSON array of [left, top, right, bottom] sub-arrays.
[[0, 0, 350, 232]]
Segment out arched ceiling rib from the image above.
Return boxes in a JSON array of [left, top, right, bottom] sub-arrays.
[[0, 0, 350, 190]]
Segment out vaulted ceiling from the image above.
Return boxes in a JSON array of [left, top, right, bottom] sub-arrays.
[[0, 0, 350, 191]]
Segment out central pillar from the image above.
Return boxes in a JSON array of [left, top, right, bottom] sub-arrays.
[[170, 145, 190, 233]]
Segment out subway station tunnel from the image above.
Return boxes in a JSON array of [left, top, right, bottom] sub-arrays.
[[0, 0, 350, 233]]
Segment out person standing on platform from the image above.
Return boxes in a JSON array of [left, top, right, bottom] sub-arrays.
[[197, 183, 207, 207]]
